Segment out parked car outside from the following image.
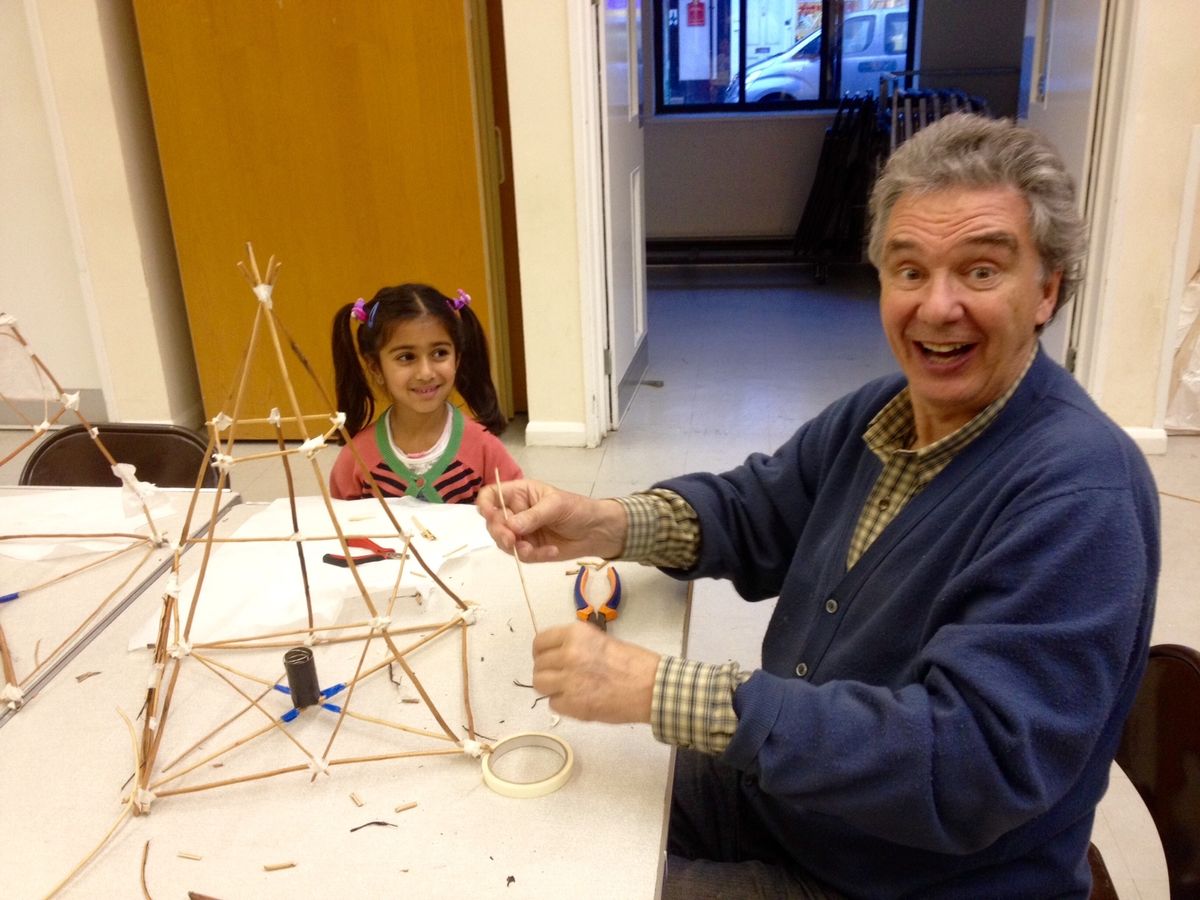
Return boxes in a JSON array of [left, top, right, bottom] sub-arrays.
[[726, 7, 908, 103]]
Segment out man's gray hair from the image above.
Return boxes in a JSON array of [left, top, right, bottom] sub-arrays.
[[867, 113, 1086, 316]]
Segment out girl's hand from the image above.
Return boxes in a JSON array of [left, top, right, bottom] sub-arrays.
[[477, 479, 628, 562]]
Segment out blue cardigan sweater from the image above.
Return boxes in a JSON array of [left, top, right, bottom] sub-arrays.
[[657, 350, 1159, 899]]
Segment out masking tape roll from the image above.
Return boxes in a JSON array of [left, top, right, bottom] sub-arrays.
[[481, 732, 574, 799]]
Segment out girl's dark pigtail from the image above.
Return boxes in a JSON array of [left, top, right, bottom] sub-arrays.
[[331, 303, 375, 440], [454, 304, 507, 435]]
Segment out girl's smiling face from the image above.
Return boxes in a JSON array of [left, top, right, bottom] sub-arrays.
[[367, 315, 459, 418]]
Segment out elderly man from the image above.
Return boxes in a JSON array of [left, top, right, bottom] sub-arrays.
[[478, 114, 1159, 899]]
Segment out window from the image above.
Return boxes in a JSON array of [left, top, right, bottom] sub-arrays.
[[655, 1, 912, 113]]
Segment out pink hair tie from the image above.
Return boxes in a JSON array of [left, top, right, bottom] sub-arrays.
[[450, 289, 471, 311], [350, 298, 368, 323]]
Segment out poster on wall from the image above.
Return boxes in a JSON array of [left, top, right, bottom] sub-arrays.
[[679, 0, 712, 80]]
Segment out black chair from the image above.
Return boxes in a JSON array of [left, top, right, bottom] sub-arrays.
[[19, 422, 221, 489], [1089, 643, 1200, 899]]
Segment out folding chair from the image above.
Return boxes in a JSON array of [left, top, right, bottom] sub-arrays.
[[19, 423, 220, 489], [1089, 643, 1200, 899]]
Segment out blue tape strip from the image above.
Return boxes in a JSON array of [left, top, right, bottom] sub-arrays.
[[321, 682, 346, 700], [0, 591, 19, 603], [321, 703, 342, 714], [281, 708, 300, 723], [273, 684, 292, 695]]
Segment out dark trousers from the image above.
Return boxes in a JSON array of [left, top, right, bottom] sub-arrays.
[[664, 749, 846, 900]]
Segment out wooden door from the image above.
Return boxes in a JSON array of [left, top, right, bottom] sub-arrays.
[[134, 3, 495, 437]]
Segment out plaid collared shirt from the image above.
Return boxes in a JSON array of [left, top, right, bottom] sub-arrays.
[[616, 348, 1038, 754]]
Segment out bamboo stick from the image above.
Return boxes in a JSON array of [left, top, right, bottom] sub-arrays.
[[0, 623, 18, 687], [340, 709, 455, 742], [159, 682, 277, 773], [191, 654, 319, 767], [494, 469, 539, 633], [19, 542, 157, 688], [311, 617, 380, 780], [151, 719, 277, 791], [274, 416, 314, 630], [460, 621, 475, 740]]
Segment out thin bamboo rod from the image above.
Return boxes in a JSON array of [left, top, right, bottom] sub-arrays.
[[0, 623, 17, 687], [303, 465, 459, 742], [460, 621, 475, 740], [190, 618, 435, 652], [19, 541, 157, 688], [0, 532, 151, 542], [340, 709, 455, 742], [3, 538, 150, 600], [159, 681, 276, 773], [191, 654, 319, 767], [494, 469, 539, 633], [311, 619, 381, 780], [274, 417, 314, 630], [328, 747, 465, 766], [190, 652, 276, 688], [153, 744, 466, 800], [150, 719, 277, 791]]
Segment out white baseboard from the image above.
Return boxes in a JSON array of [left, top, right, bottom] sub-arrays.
[[1124, 427, 1168, 455], [524, 420, 590, 448]]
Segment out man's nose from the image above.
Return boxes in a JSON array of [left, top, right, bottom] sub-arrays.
[[917, 272, 965, 324]]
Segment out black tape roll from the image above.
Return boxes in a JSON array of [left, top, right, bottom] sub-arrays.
[[283, 646, 321, 708]]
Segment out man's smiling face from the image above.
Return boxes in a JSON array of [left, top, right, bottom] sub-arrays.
[[878, 185, 1061, 446]]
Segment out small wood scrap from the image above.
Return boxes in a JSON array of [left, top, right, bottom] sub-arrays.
[[75, 671, 102, 683], [639, 379, 665, 388], [141, 840, 153, 900], [177, 851, 203, 861], [350, 820, 397, 833], [575, 557, 606, 569], [507, 875, 516, 886], [394, 801, 417, 814], [411, 516, 436, 541], [350, 791, 364, 807], [263, 861, 296, 872], [187, 893, 226, 900]]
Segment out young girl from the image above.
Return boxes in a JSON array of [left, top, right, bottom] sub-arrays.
[[329, 283, 522, 503]]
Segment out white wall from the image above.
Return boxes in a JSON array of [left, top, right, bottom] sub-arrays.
[[501, 0, 590, 443], [1, 0, 102, 414], [1088, 0, 1200, 432], [3, 0, 200, 428], [644, 115, 830, 238]]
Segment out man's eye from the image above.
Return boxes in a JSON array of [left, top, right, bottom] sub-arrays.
[[897, 267, 921, 281], [969, 266, 998, 282]]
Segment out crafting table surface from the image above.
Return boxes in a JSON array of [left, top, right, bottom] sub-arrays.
[[0, 486, 239, 728], [0, 497, 691, 899]]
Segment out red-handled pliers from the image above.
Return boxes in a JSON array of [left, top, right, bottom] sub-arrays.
[[322, 537, 405, 568], [574, 565, 622, 631]]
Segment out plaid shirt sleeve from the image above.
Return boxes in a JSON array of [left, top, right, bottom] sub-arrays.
[[612, 490, 748, 753], [651, 656, 753, 754], [613, 489, 700, 568]]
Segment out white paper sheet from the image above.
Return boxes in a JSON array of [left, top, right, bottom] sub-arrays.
[[127, 496, 496, 649], [0, 487, 174, 560]]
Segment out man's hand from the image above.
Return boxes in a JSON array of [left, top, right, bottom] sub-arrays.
[[531, 622, 660, 724], [477, 479, 628, 562]]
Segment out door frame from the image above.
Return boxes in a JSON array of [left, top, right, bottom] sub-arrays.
[[568, 0, 612, 447]]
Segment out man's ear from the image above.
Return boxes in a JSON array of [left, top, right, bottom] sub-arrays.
[[1036, 270, 1063, 326]]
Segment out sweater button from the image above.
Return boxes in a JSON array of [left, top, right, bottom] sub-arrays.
[[415, 477, 425, 488], [795, 662, 808, 678], [825, 598, 839, 614]]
